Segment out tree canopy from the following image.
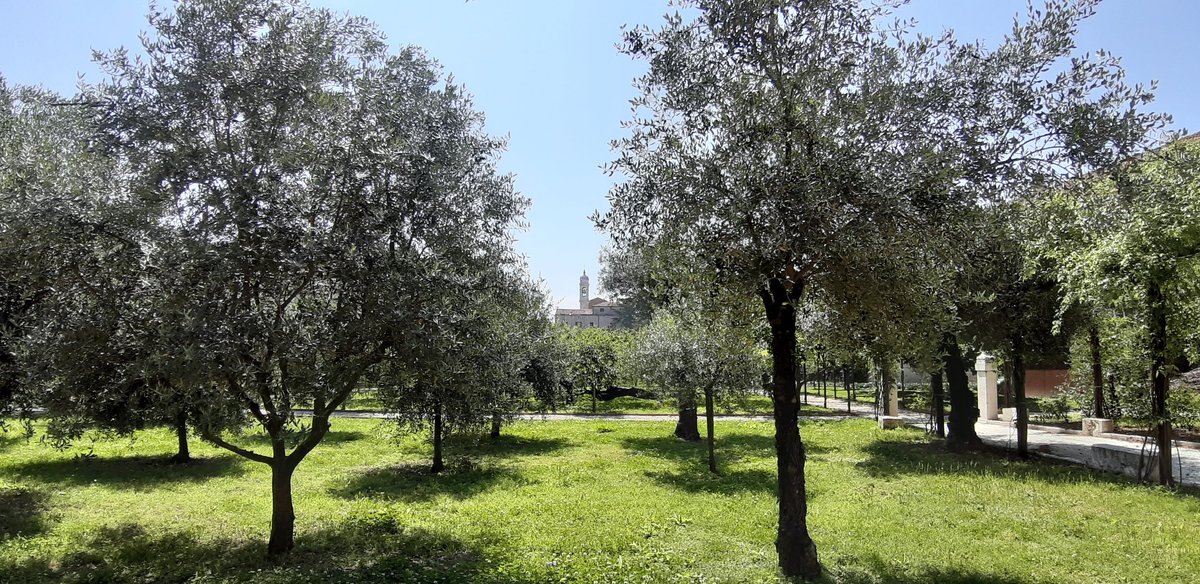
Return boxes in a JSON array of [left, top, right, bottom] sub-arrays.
[[1032, 138, 1200, 484], [4, 0, 532, 555], [600, 0, 1164, 576]]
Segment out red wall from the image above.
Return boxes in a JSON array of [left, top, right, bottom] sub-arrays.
[[1024, 369, 1069, 398]]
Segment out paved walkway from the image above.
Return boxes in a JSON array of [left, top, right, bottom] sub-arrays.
[[317, 395, 1200, 488], [972, 419, 1200, 487], [802, 394, 1200, 488]]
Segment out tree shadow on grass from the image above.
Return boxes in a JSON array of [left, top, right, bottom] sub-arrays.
[[328, 433, 567, 503], [330, 459, 529, 503], [721, 431, 834, 461], [831, 553, 1029, 584], [0, 486, 49, 540], [622, 432, 829, 496], [623, 432, 830, 465], [443, 433, 572, 460], [641, 467, 779, 496], [7, 454, 244, 490], [0, 432, 28, 452], [0, 520, 542, 584], [856, 435, 1199, 495]]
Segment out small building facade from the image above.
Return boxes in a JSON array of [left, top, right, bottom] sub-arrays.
[[554, 271, 626, 329]]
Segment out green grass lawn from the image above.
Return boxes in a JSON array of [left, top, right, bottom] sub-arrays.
[[326, 392, 832, 417], [1, 418, 1197, 583], [558, 394, 673, 414], [560, 394, 836, 416], [799, 383, 877, 405]]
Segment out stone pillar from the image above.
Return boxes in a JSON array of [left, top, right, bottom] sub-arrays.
[[881, 360, 899, 416], [976, 353, 998, 421]]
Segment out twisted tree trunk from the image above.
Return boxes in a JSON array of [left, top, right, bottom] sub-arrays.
[[942, 333, 981, 448], [760, 277, 820, 580], [675, 404, 701, 442], [169, 410, 190, 464], [1089, 326, 1106, 418], [704, 383, 717, 473]]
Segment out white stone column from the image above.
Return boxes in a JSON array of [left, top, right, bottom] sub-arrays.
[[976, 353, 998, 421], [880, 359, 898, 416], [878, 359, 902, 429]]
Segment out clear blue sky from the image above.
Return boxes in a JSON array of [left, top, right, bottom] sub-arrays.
[[2, 1, 1196, 309]]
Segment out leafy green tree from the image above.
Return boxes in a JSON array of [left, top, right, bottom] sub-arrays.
[[602, 2, 1161, 574], [629, 306, 758, 471], [1035, 139, 1200, 485], [481, 281, 563, 439], [379, 312, 483, 474], [629, 312, 701, 441], [381, 274, 556, 471], [83, 0, 526, 553], [0, 79, 88, 421], [522, 322, 573, 413], [955, 205, 1072, 457], [602, 1, 978, 575], [918, 0, 1164, 449], [0, 79, 204, 455], [560, 326, 623, 413], [598, 244, 675, 328], [1061, 309, 1136, 420]]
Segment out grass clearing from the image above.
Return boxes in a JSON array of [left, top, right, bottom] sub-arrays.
[[561, 394, 833, 416], [326, 389, 839, 417], [0, 418, 1197, 583]]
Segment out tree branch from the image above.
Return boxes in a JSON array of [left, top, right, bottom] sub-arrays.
[[199, 427, 272, 465]]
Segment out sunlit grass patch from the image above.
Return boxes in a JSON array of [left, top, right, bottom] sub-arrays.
[[0, 418, 1196, 583]]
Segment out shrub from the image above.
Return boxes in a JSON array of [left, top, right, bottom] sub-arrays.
[[902, 385, 932, 413], [1035, 390, 1072, 423], [1169, 387, 1200, 431]]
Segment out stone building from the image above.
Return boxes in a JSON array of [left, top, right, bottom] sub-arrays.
[[554, 270, 626, 329]]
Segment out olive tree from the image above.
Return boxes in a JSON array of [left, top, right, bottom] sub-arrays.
[[1034, 139, 1200, 485], [0, 80, 97, 422], [601, 0, 1165, 575], [480, 281, 564, 439], [629, 306, 758, 472], [380, 274, 554, 472], [86, 0, 526, 554], [899, 0, 1166, 449], [0, 79, 195, 450], [601, 1, 971, 575], [628, 311, 702, 441], [560, 326, 623, 413]]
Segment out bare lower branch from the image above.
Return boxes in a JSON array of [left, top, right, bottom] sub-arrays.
[[199, 428, 272, 465]]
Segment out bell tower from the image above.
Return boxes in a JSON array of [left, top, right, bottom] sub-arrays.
[[579, 270, 589, 309]]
